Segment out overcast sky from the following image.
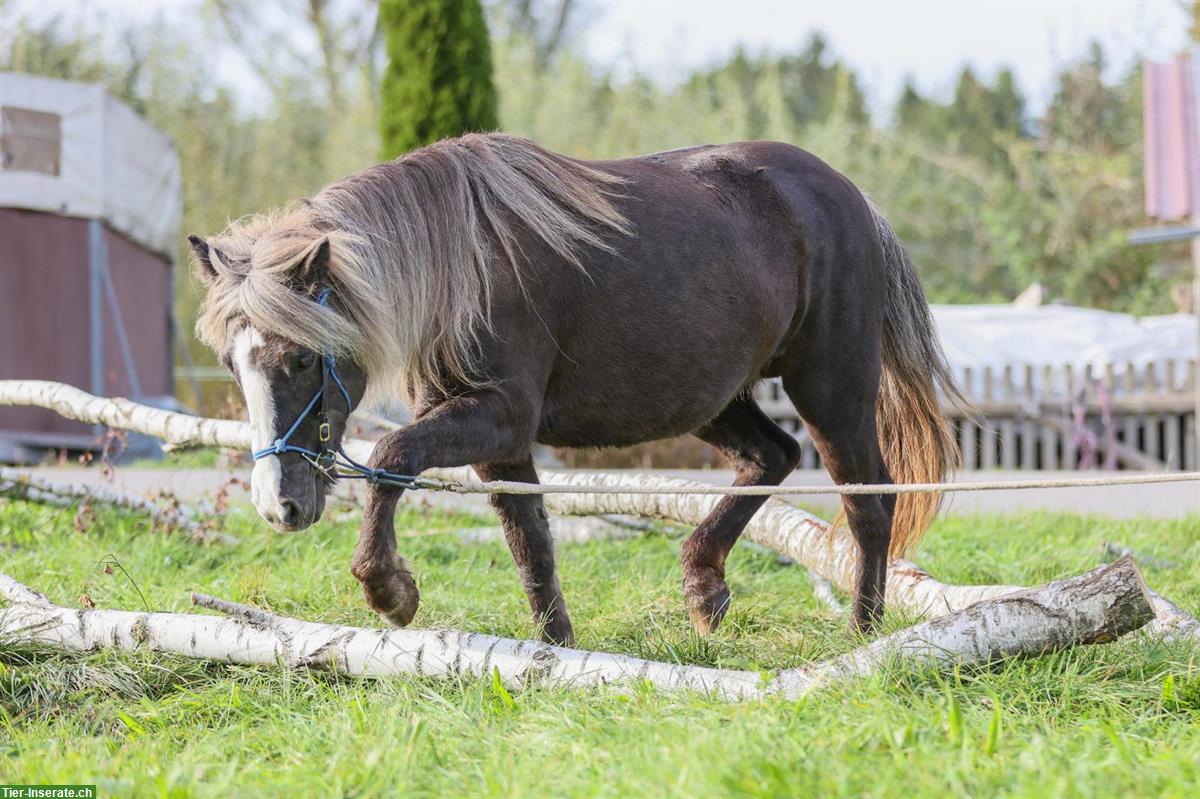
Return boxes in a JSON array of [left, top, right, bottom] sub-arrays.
[[581, 0, 1190, 113], [8, 0, 1192, 116]]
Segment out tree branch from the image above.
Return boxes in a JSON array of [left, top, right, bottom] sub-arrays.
[[0, 381, 248, 449]]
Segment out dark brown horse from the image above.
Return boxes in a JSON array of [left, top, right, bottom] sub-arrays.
[[190, 134, 959, 645]]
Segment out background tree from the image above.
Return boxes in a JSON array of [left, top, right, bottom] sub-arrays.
[[1042, 42, 1139, 154], [379, 0, 499, 159], [491, 0, 585, 68], [894, 66, 1025, 166], [211, 0, 382, 112]]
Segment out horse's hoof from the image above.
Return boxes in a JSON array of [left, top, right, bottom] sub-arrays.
[[686, 582, 731, 635], [358, 556, 420, 628], [849, 608, 882, 637], [378, 588, 420, 628], [538, 615, 576, 647]]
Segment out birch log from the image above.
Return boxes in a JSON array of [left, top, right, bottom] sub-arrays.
[[0, 558, 1154, 701], [0, 467, 234, 544], [3, 381, 1196, 641], [452, 516, 648, 545], [426, 468, 1198, 641], [0, 381, 248, 450]]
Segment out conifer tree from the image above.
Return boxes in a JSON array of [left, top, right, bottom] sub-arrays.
[[379, 0, 499, 159]]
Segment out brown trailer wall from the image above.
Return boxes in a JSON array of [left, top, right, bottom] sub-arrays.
[[0, 207, 172, 447], [102, 222, 171, 399], [0, 209, 91, 440]]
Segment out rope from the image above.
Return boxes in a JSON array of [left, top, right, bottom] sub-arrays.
[[251, 289, 1200, 502], [413, 471, 1200, 497]]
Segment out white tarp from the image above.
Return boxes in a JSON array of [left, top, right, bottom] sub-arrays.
[[933, 304, 1198, 393], [0, 72, 181, 257]]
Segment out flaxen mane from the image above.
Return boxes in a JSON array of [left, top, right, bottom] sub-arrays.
[[195, 134, 630, 402]]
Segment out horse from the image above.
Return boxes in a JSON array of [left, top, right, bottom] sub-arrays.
[[190, 133, 960, 646]]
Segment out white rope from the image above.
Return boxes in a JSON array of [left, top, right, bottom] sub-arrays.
[[2, 380, 1195, 499], [424, 470, 1200, 497]]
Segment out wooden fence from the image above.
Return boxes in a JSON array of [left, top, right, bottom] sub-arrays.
[[755, 359, 1198, 472]]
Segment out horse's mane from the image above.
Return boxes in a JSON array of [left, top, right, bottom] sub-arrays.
[[195, 133, 630, 403]]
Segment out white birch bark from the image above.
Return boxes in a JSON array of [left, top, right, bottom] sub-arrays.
[[452, 516, 648, 545], [423, 468, 1199, 642], [0, 380, 249, 450], [0, 557, 1154, 701]]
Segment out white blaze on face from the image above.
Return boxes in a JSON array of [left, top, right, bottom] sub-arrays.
[[232, 326, 288, 521]]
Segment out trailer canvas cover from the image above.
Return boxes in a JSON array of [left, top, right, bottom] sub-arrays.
[[0, 72, 181, 257]]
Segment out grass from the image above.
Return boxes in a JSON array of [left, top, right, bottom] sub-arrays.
[[125, 448, 222, 470], [1, 493, 1199, 798]]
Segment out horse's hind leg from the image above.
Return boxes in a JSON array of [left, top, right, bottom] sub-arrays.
[[781, 364, 895, 634], [681, 394, 801, 634], [474, 459, 574, 646]]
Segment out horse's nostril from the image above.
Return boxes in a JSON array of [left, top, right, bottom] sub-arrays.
[[279, 499, 301, 526]]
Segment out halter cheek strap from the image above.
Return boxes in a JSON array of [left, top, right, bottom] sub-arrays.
[[249, 289, 426, 490]]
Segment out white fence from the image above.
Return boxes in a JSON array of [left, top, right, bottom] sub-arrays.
[[756, 358, 1198, 472]]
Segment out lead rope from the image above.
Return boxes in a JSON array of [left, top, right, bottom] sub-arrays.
[[252, 295, 1200, 498]]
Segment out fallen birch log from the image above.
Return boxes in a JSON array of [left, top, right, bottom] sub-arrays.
[[427, 468, 1198, 641], [0, 467, 235, 544], [0, 558, 1154, 701], [0, 381, 248, 450], [807, 571, 847, 614], [453, 515, 648, 545], [3, 380, 1196, 641]]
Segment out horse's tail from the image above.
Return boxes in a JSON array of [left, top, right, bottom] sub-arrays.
[[870, 203, 964, 558]]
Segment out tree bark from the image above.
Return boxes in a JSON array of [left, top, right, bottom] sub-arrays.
[[451, 515, 648, 545], [0, 381, 248, 450], [0, 558, 1154, 701]]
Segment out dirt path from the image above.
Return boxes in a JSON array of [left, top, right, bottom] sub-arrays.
[[19, 466, 1197, 519]]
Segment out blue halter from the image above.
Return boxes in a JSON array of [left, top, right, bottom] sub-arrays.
[[250, 289, 424, 490]]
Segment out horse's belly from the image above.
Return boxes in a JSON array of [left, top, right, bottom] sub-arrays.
[[537, 398, 728, 449], [536, 337, 762, 449]]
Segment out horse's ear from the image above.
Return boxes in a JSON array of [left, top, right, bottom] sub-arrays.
[[189, 234, 218, 285], [299, 237, 331, 284]]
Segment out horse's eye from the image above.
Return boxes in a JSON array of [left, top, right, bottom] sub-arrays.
[[297, 352, 316, 371]]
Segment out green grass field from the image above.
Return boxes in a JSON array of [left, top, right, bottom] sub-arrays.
[[1, 493, 1198, 798]]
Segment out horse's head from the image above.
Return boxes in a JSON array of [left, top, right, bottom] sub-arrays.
[[189, 233, 367, 531]]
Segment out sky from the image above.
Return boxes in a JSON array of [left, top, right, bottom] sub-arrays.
[[7, 0, 1193, 117], [580, 0, 1190, 113]]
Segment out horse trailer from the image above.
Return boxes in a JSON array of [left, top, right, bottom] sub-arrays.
[[0, 72, 182, 462]]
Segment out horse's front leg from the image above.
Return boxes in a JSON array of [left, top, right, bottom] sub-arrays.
[[474, 459, 573, 645], [350, 391, 536, 629], [354, 485, 421, 627]]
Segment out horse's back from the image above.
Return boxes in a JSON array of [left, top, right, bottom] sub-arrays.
[[530, 141, 873, 448]]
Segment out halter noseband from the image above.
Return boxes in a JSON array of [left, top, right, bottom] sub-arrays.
[[249, 289, 424, 490]]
